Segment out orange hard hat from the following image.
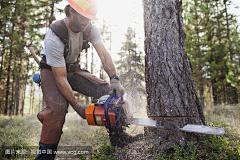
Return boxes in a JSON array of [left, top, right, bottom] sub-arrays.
[[68, 0, 98, 20]]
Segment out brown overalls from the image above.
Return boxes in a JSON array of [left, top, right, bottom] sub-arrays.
[[37, 60, 110, 144], [37, 19, 110, 145]]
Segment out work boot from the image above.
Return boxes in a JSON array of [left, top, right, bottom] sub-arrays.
[[35, 141, 59, 160]]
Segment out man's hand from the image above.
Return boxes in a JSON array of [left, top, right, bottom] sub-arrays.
[[109, 78, 125, 96], [72, 103, 86, 119]]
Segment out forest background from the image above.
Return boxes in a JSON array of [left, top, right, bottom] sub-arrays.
[[0, 0, 240, 118]]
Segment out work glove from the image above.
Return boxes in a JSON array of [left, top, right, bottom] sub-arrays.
[[109, 78, 125, 96], [72, 103, 86, 119]]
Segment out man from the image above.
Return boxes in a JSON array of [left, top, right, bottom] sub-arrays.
[[35, 0, 124, 159]]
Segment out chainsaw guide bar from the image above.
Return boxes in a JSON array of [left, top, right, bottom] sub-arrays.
[[180, 124, 225, 135], [129, 118, 225, 136], [85, 93, 225, 136]]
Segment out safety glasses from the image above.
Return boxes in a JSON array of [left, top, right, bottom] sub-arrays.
[[78, 13, 91, 21]]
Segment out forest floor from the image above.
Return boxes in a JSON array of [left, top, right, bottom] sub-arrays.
[[0, 104, 240, 159]]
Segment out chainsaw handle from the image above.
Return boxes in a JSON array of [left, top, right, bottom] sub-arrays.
[[104, 92, 116, 132], [28, 46, 40, 64]]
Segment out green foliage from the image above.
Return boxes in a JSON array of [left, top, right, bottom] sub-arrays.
[[204, 104, 240, 141], [183, 0, 240, 105], [155, 133, 240, 160], [122, 147, 127, 156], [0, 115, 41, 159], [92, 144, 116, 160], [155, 104, 240, 160], [1, 106, 240, 159], [0, 0, 63, 116]]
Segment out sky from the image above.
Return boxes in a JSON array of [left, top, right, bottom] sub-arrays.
[[229, 0, 240, 22]]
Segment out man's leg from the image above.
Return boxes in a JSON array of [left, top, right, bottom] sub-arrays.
[[68, 69, 110, 100], [35, 69, 68, 159]]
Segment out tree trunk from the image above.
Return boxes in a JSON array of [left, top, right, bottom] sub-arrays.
[[32, 85, 35, 114], [5, 64, 11, 115], [0, 34, 5, 82], [9, 67, 16, 116], [143, 0, 205, 151], [29, 82, 33, 114], [49, 0, 55, 25], [15, 62, 21, 115], [15, 13, 27, 115], [4, 25, 14, 115], [224, 1, 233, 60], [21, 59, 30, 116]]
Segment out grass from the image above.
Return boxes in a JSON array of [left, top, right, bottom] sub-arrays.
[[0, 104, 240, 159], [0, 114, 41, 147], [205, 104, 240, 140], [0, 107, 110, 159], [154, 104, 240, 159], [0, 114, 41, 159], [59, 108, 110, 148]]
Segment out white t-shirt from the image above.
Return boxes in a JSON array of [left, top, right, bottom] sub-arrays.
[[41, 20, 102, 67]]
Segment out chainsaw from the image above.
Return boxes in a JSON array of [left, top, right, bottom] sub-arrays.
[[85, 93, 128, 137], [28, 47, 225, 137], [83, 93, 225, 136]]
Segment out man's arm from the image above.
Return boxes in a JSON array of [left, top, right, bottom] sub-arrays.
[[94, 43, 124, 95], [51, 67, 76, 106], [94, 43, 116, 77], [51, 67, 86, 118]]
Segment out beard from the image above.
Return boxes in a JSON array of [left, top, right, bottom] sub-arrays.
[[72, 14, 88, 32]]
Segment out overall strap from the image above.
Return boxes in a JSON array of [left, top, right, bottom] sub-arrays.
[[50, 19, 93, 59], [50, 20, 69, 58], [82, 23, 92, 52]]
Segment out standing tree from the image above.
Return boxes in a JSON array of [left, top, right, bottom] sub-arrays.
[[143, 0, 205, 151], [116, 27, 145, 94], [116, 27, 145, 112], [184, 0, 211, 109]]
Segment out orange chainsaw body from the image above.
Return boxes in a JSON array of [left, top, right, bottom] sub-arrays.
[[85, 103, 116, 126]]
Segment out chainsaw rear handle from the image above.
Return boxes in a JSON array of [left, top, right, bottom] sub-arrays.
[[28, 47, 40, 64]]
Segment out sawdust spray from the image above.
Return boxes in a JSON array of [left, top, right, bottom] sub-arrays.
[[123, 87, 148, 135]]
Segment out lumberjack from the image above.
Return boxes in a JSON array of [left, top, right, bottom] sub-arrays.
[[34, 0, 124, 159]]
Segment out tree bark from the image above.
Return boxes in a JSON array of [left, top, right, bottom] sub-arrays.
[[4, 24, 14, 115], [5, 64, 11, 115], [15, 12, 27, 115], [21, 59, 30, 116], [9, 64, 16, 116], [49, 0, 55, 25], [143, 0, 205, 150], [32, 85, 35, 114]]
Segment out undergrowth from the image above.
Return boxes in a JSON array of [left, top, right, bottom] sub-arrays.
[[155, 132, 240, 159], [0, 115, 41, 159], [94, 104, 240, 159], [0, 104, 240, 159]]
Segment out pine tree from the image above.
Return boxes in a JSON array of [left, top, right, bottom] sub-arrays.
[[224, 0, 240, 104], [115, 27, 145, 112], [0, 0, 63, 115], [207, 0, 239, 104], [183, 0, 240, 105], [184, 0, 210, 109], [143, 0, 205, 151], [116, 27, 145, 93]]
